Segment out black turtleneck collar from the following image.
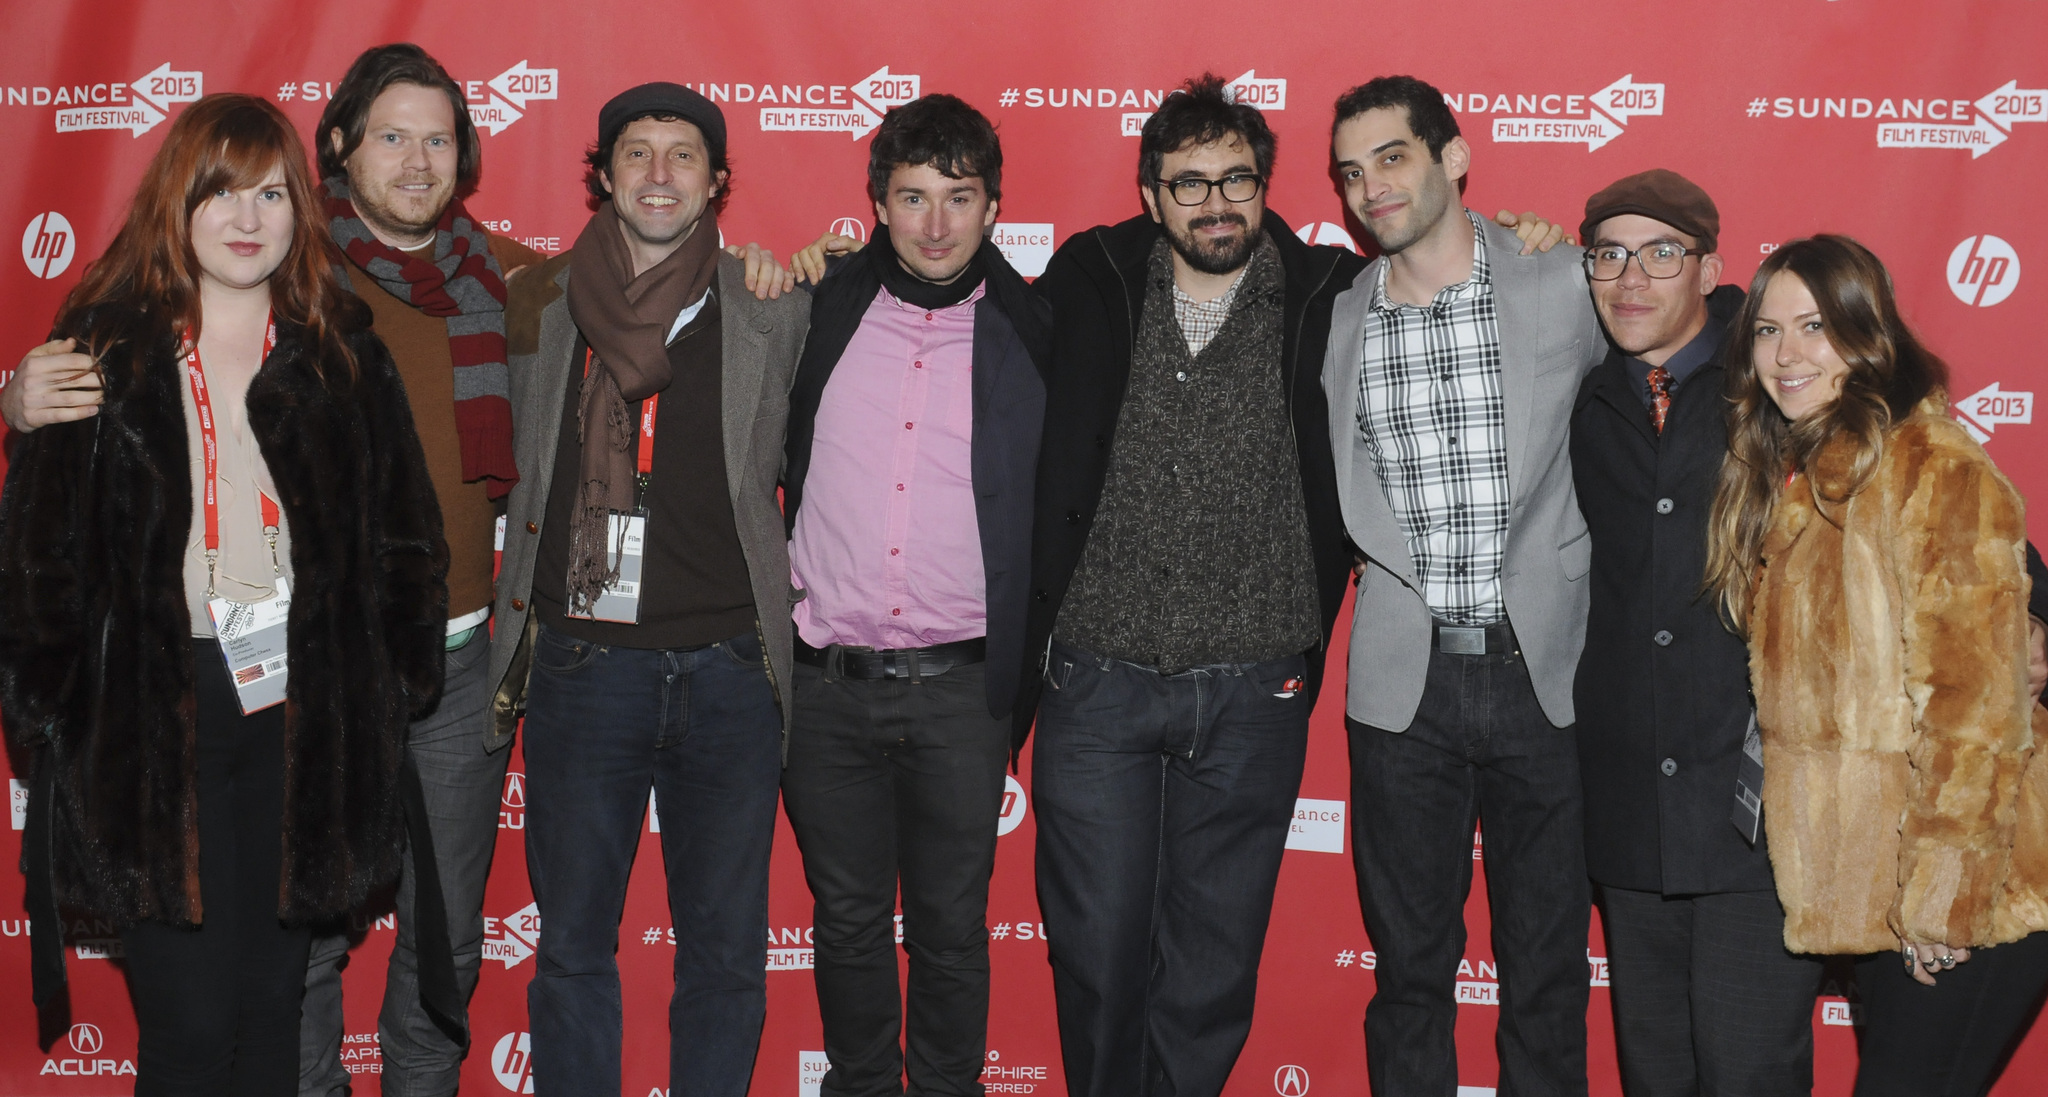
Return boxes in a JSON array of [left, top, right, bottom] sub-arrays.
[[872, 223, 987, 310]]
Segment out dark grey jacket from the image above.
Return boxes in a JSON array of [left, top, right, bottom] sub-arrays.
[[488, 251, 811, 745]]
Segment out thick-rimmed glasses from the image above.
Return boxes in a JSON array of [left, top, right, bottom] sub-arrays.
[[1157, 173, 1265, 206], [1583, 241, 1708, 280]]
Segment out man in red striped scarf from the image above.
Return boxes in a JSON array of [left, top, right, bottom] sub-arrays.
[[293, 43, 535, 1097]]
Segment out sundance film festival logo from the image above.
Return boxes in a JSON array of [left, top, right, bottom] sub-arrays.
[[684, 66, 919, 138], [492, 1032, 535, 1093], [6, 62, 202, 137], [1748, 79, 2043, 159], [1954, 381, 2033, 445], [275, 61, 557, 136], [484, 901, 540, 968], [1454, 75, 1664, 151], [997, 68, 1282, 137], [40, 1021, 135, 1077]]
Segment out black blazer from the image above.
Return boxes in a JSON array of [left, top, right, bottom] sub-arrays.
[[782, 232, 1051, 720], [1018, 210, 1367, 747], [1571, 285, 1774, 895]]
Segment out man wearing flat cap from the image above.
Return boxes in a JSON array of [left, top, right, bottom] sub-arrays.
[[1568, 169, 1824, 1096], [487, 82, 810, 1096]]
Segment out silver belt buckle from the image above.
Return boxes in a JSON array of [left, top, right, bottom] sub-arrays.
[[1438, 626, 1487, 655]]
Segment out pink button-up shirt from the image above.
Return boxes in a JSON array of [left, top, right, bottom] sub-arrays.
[[790, 283, 986, 649]]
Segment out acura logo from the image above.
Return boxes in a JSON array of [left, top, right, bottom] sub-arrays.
[[829, 216, 868, 243], [501, 772, 525, 809], [68, 1023, 103, 1055], [1274, 1063, 1310, 1096]]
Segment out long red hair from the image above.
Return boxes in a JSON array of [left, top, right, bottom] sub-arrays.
[[54, 92, 360, 380]]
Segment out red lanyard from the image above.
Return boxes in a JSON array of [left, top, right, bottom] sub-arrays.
[[585, 347, 658, 477], [185, 316, 279, 591]]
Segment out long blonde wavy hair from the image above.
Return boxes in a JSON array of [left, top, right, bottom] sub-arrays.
[[1703, 235, 1948, 634]]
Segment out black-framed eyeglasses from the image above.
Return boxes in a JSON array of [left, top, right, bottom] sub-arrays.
[[1157, 173, 1265, 206], [1583, 241, 1709, 280]]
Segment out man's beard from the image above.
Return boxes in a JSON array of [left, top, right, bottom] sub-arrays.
[[1165, 211, 1260, 275], [352, 173, 452, 243]]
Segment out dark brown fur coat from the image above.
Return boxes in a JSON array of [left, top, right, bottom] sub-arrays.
[[0, 307, 448, 927], [1752, 396, 2048, 954]]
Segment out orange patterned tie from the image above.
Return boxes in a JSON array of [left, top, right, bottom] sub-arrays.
[[1647, 364, 1672, 434]]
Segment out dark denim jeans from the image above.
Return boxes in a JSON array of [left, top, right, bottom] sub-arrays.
[[1032, 639, 1311, 1097], [301, 627, 508, 1097], [1348, 645, 1591, 1097], [522, 622, 782, 1097], [782, 659, 1011, 1097]]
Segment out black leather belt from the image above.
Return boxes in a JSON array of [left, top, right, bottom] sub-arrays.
[[1433, 619, 1518, 655], [795, 637, 987, 680]]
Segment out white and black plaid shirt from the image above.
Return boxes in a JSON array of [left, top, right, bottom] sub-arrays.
[[1172, 267, 1246, 355], [1355, 210, 1509, 625]]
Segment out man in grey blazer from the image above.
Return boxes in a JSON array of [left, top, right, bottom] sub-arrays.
[[1324, 76, 1604, 1096], [486, 84, 809, 1097]]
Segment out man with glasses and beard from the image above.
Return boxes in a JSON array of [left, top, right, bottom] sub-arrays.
[[1018, 72, 1563, 1097]]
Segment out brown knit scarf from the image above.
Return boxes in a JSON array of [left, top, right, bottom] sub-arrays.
[[562, 202, 722, 612]]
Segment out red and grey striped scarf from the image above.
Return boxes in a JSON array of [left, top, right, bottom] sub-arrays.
[[322, 175, 519, 499]]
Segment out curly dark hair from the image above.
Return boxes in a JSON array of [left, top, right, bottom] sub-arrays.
[[867, 94, 1003, 204], [1137, 73, 1277, 189]]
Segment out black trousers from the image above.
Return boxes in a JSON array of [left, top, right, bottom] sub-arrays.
[[1349, 646, 1591, 1097], [781, 658, 1011, 1097], [1597, 886, 1823, 1097], [120, 640, 312, 1096], [1032, 640, 1312, 1097], [1852, 929, 2048, 1097]]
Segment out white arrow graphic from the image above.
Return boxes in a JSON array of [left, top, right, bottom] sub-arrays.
[[1877, 115, 2009, 158], [853, 65, 919, 112], [469, 95, 524, 137], [489, 60, 558, 110], [1226, 68, 1288, 110], [130, 62, 203, 111], [1954, 381, 2033, 442], [1975, 79, 2047, 131], [1591, 74, 1666, 122], [1492, 110, 1627, 151]]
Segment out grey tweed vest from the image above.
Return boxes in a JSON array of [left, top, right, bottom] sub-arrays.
[[1055, 236, 1320, 670]]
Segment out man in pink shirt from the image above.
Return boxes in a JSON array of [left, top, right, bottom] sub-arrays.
[[779, 94, 1049, 1097]]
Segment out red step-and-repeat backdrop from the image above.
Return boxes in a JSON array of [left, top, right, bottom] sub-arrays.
[[3, 1, 2046, 1093]]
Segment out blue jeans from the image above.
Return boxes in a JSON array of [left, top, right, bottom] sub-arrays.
[[522, 622, 782, 1097], [1031, 639, 1311, 1097], [300, 626, 508, 1097]]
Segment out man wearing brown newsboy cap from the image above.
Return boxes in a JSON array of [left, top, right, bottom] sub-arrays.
[[1569, 170, 1826, 1097]]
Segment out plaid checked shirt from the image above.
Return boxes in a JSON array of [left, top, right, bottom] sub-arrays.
[[1172, 268, 1246, 355], [1355, 210, 1510, 625]]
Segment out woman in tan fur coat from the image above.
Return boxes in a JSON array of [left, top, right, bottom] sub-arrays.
[[1706, 235, 2048, 1096]]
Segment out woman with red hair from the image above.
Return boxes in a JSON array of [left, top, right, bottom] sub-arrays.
[[0, 93, 447, 1094]]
